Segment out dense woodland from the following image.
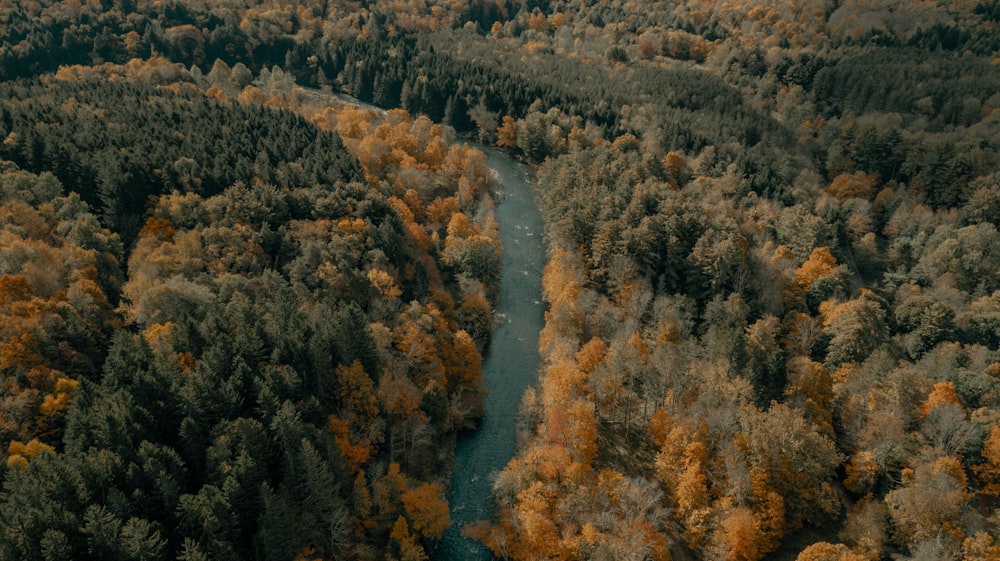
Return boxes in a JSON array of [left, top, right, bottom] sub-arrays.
[[0, 56, 500, 560], [1, 1, 1000, 560]]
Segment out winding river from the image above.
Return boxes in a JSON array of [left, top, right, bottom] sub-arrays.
[[432, 145, 546, 560], [325, 91, 545, 559]]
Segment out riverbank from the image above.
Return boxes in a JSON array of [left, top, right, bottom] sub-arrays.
[[431, 144, 546, 561]]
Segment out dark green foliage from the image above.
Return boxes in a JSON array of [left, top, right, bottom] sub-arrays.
[[0, 452, 84, 561], [535, 144, 708, 300], [329, 31, 621, 134], [0, 64, 473, 561], [744, 316, 788, 406], [0, 292, 361, 560], [0, 78, 360, 242], [812, 48, 1000, 128]]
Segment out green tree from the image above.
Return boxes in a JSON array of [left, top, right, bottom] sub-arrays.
[[823, 290, 890, 368]]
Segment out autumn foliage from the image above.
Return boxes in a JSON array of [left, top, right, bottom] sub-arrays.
[[0, 65, 497, 560], [0, 166, 121, 452], [0, 1, 999, 560]]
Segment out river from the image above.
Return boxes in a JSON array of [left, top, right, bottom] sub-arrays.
[[432, 145, 546, 560], [310, 89, 545, 559]]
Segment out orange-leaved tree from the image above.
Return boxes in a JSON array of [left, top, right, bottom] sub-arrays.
[[974, 426, 1000, 495]]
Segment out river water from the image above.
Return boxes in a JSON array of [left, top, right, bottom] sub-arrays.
[[432, 145, 545, 560], [304, 90, 545, 560], [320, 95, 545, 558]]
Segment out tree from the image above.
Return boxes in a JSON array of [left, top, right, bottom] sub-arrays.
[[83, 508, 167, 561], [207, 59, 233, 92], [690, 228, 745, 296], [176, 486, 239, 561], [401, 481, 450, 540], [974, 426, 1000, 495], [564, 399, 598, 468], [963, 532, 1000, 561], [702, 293, 749, 366], [716, 506, 767, 561], [388, 517, 427, 561], [843, 451, 879, 495], [442, 234, 500, 284], [795, 542, 865, 561], [884, 456, 968, 546], [576, 337, 608, 374], [497, 115, 517, 148], [378, 373, 425, 462], [794, 247, 838, 291], [827, 172, 876, 202], [663, 151, 688, 188], [329, 416, 372, 473], [918, 381, 961, 418], [296, 439, 351, 557], [542, 359, 588, 412], [468, 97, 497, 144], [822, 290, 889, 368], [446, 330, 484, 427], [744, 316, 786, 406], [514, 481, 567, 559], [960, 175, 1000, 228], [895, 292, 955, 359], [456, 292, 491, 346], [736, 404, 842, 529], [838, 496, 889, 559], [784, 357, 834, 438], [674, 442, 712, 549], [922, 402, 978, 458], [5, 438, 54, 468], [335, 361, 379, 427]]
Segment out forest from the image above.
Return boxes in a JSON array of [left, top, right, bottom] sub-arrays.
[[0, 56, 500, 560], [1, 1, 1000, 560]]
